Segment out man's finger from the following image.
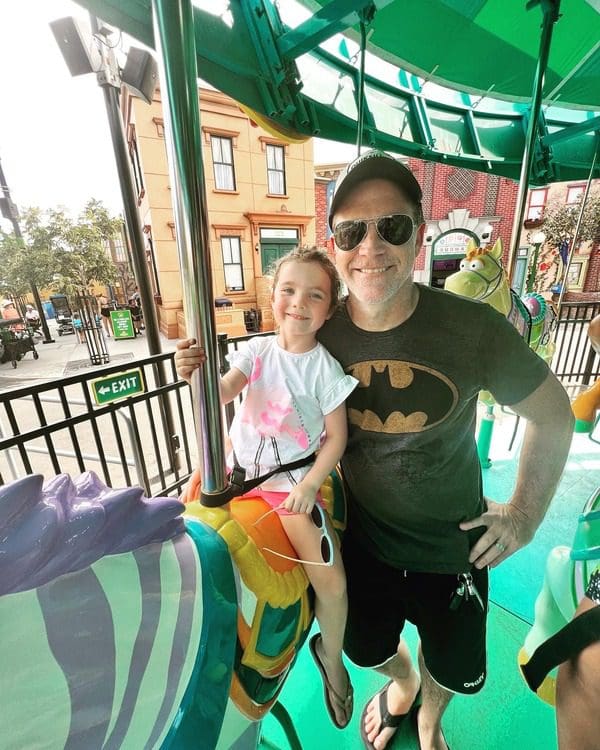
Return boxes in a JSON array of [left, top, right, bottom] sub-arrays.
[[459, 514, 488, 531]]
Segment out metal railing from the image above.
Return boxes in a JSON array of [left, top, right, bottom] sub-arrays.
[[1, 305, 598, 498], [552, 301, 600, 386], [0, 352, 195, 498]]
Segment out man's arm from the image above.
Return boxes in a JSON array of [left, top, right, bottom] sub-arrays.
[[460, 370, 574, 569]]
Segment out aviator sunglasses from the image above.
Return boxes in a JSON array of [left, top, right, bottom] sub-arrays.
[[253, 503, 334, 566], [333, 213, 415, 252]]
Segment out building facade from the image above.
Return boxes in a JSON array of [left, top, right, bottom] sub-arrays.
[[121, 86, 316, 338], [316, 159, 599, 301]]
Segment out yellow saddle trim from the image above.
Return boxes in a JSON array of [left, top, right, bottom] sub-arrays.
[[186, 503, 310, 609]]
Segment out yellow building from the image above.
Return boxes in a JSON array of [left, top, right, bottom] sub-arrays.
[[120, 85, 315, 338]]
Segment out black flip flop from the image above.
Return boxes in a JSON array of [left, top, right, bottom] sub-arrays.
[[309, 633, 354, 729], [360, 680, 422, 750]]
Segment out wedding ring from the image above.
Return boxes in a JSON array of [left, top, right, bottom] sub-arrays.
[[495, 542, 506, 552]]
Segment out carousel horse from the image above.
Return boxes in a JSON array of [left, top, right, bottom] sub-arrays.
[[518, 487, 600, 705], [0, 468, 345, 749], [444, 238, 556, 464]]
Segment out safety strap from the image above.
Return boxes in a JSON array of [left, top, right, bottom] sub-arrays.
[[200, 453, 316, 508], [521, 605, 600, 692]]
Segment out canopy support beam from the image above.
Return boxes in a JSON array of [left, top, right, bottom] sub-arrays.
[[278, 0, 392, 60], [507, 0, 561, 284], [541, 115, 600, 146], [152, 0, 228, 498]]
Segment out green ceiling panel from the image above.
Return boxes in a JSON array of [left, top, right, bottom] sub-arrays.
[[73, 0, 600, 184]]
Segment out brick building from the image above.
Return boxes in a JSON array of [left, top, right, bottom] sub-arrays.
[[315, 159, 599, 301]]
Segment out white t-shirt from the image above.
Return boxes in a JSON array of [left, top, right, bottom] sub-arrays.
[[227, 335, 358, 492]]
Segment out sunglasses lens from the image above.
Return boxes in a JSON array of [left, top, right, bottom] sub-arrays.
[[377, 214, 413, 245], [321, 536, 332, 564], [334, 220, 367, 252], [310, 504, 325, 529]]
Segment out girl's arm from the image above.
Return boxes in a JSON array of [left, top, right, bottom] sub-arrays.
[[282, 403, 348, 514], [220, 368, 248, 404], [175, 338, 247, 404]]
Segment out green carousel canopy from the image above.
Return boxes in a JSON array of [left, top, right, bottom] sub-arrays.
[[75, 0, 600, 185]]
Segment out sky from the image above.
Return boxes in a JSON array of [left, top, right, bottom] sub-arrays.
[[0, 0, 354, 232]]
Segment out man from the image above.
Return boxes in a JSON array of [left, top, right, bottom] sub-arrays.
[[174, 149, 574, 748], [317, 150, 574, 750]]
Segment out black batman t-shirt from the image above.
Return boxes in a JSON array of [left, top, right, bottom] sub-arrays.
[[318, 284, 549, 573]]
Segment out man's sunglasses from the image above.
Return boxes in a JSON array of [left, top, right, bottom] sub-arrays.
[[253, 503, 334, 567], [333, 213, 415, 252]]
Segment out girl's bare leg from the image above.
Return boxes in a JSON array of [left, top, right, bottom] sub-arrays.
[[280, 511, 351, 725]]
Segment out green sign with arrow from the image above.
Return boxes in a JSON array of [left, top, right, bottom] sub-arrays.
[[110, 309, 136, 339], [90, 368, 145, 405]]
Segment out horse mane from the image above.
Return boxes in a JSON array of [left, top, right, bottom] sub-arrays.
[[0, 471, 185, 596], [465, 246, 489, 261]]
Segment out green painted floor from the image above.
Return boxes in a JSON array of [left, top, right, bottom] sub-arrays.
[[258, 408, 599, 750]]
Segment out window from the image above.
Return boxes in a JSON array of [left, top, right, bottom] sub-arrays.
[[211, 136, 236, 190], [567, 185, 585, 205], [112, 236, 127, 263], [526, 188, 547, 221], [266, 144, 286, 195], [221, 236, 244, 291]]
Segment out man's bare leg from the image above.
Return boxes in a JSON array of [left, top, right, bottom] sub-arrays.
[[417, 646, 452, 750], [362, 640, 420, 750]]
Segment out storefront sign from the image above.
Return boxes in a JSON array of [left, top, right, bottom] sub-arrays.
[[432, 231, 473, 257]]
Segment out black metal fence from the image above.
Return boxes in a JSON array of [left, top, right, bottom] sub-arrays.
[[0, 353, 194, 498], [552, 301, 600, 386], [1, 301, 598, 498]]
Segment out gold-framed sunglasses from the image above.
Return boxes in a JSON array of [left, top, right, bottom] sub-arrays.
[[253, 503, 334, 567], [333, 213, 415, 252]]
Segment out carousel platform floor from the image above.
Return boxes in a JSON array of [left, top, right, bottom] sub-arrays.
[[259, 406, 600, 750]]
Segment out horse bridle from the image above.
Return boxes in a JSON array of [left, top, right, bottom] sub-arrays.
[[465, 253, 505, 301]]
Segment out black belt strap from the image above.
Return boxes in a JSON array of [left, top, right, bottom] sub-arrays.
[[521, 605, 600, 692], [200, 453, 316, 508]]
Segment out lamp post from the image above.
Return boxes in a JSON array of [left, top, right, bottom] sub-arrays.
[[526, 230, 546, 294]]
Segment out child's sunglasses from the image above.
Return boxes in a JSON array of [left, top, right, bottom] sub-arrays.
[[333, 213, 415, 252], [253, 503, 334, 567]]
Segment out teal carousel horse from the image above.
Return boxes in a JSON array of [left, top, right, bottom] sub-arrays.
[[444, 237, 556, 465], [0, 468, 345, 749], [519, 487, 600, 704]]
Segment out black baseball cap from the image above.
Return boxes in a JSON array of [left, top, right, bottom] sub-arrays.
[[328, 149, 423, 229]]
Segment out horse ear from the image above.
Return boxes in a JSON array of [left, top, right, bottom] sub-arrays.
[[489, 237, 503, 260], [465, 238, 478, 255]]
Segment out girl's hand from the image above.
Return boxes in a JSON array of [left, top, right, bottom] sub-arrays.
[[175, 338, 206, 383], [282, 481, 318, 514]]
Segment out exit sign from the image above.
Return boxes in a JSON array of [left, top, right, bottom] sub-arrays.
[[90, 368, 145, 405]]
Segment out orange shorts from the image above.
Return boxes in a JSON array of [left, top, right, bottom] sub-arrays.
[[241, 488, 324, 516]]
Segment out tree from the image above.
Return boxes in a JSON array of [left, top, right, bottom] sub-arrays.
[[0, 200, 121, 300], [533, 190, 600, 292]]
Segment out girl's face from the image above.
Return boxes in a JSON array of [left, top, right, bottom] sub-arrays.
[[271, 260, 333, 343]]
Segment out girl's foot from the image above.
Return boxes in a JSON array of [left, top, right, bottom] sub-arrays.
[[309, 634, 354, 728]]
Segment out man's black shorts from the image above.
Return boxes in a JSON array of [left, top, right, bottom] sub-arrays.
[[342, 532, 488, 695]]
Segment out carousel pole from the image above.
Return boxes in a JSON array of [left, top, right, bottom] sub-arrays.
[[506, 0, 561, 284], [151, 0, 228, 498], [556, 135, 599, 315]]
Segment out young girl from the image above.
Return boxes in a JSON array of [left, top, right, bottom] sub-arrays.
[[175, 247, 357, 729]]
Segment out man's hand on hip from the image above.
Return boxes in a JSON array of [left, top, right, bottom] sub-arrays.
[[459, 499, 538, 569]]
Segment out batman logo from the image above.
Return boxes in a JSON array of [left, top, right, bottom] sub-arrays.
[[346, 360, 458, 434]]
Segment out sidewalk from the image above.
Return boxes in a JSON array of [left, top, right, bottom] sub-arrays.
[[0, 319, 179, 389]]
